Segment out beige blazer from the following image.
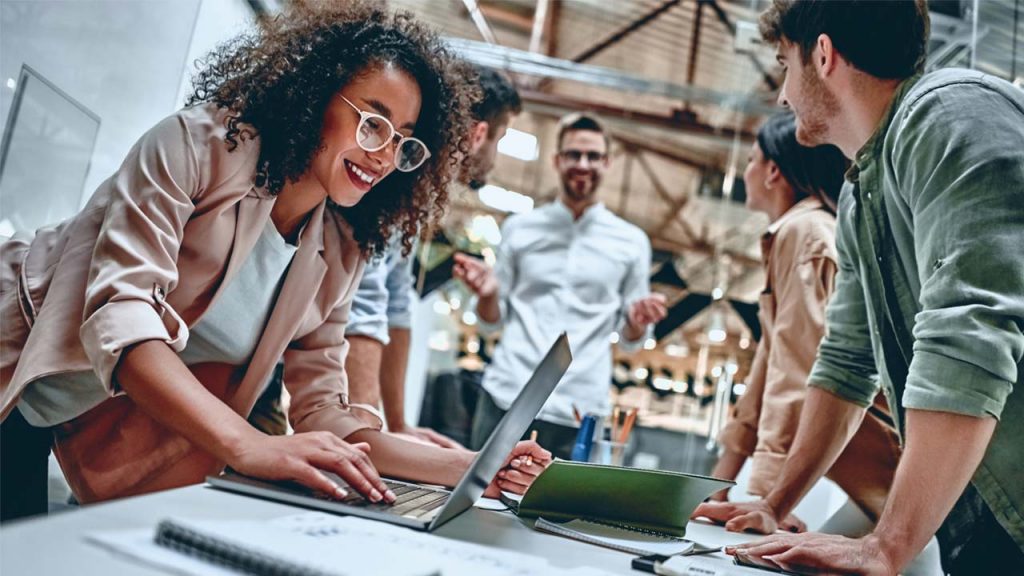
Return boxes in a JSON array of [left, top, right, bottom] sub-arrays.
[[0, 104, 372, 501], [718, 197, 901, 520]]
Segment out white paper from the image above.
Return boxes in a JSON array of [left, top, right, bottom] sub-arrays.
[[86, 511, 599, 576]]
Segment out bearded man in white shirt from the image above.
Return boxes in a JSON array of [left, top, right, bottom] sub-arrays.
[[455, 113, 667, 459]]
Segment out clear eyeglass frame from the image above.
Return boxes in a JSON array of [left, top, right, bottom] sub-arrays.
[[338, 95, 431, 172]]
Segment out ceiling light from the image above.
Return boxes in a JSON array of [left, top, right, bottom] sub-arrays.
[[478, 185, 534, 214], [467, 214, 502, 245], [497, 128, 539, 161]]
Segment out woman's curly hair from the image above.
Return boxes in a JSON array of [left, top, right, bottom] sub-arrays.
[[186, 0, 477, 256]]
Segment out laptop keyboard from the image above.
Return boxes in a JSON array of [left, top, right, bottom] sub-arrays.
[[318, 476, 450, 519]]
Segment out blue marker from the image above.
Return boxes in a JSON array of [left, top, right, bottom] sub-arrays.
[[570, 414, 597, 462]]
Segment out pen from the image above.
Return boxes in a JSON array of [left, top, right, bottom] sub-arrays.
[[524, 429, 538, 467], [572, 404, 582, 424]]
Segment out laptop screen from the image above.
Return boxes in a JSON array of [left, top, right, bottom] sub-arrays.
[[429, 333, 571, 530]]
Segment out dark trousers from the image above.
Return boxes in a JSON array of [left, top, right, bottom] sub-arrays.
[[1, 408, 53, 523], [940, 483, 1024, 574], [470, 389, 579, 460]]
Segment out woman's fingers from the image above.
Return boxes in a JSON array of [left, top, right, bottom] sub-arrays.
[[508, 458, 545, 476], [345, 447, 395, 503], [310, 447, 390, 503], [293, 463, 350, 500]]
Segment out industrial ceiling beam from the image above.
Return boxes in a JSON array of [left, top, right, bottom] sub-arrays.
[[685, 0, 705, 89], [478, 3, 533, 33], [446, 37, 779, 116], [705, 0, 779, 90], [633, 150, 699, 242], [519, 89, 755, 143], [528, 0, 551, 54], [610, 131, 719, 171], [571, 0, 683, 63], [461, 0, 498, 45]]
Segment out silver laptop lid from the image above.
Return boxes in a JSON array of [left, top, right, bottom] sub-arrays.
[[428, 333, 571, 530]]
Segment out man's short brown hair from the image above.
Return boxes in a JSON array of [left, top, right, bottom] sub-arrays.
[[759, 0, 929, 80], [556, 112, 611, 152]]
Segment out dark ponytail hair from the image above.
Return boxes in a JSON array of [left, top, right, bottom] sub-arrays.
[[756, 112, 848, 213]]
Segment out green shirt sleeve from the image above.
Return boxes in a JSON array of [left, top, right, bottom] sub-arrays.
[[892, 81, 1024, 419], [808, 188, 881, 407]]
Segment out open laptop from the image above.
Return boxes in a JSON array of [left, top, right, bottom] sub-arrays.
[[207, 333, 571, 532]]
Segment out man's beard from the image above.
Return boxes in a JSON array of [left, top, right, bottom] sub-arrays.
[[561, 171, 600, 203], [461, 153, 490, 190], [794, 65, 840, 147]]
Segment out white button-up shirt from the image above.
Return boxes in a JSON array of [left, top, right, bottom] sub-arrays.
[[481, 200, 652, 426]]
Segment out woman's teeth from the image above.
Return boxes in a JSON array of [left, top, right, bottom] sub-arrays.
[[348, 161, 374, 184]]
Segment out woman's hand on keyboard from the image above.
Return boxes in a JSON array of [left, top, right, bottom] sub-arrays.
[[484, 440, 552, 497], [229, 431, 397, 504]]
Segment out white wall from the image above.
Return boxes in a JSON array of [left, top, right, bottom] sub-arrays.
[[1, 0, 255, 211]]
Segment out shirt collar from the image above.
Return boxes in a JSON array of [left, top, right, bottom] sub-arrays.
[[848, 73, 922, 183], [765, 195, 828, 237], [553, 198, 605, 224]]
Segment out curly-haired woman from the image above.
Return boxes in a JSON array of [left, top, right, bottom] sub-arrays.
[[0, 1, 549, 522]]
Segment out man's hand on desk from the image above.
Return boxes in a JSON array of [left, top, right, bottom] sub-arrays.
[[726, 532, 897, 576], [484, 440, 552, 498], [229, 431, 397, 504], [691, 499, 806, 534]]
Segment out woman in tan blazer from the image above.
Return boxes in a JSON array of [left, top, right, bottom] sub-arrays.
[[0, 2, 549, 522], [694, 113, 901, 533]]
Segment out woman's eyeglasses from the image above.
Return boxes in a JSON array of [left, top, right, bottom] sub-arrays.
[[339, 95, 431, 172]]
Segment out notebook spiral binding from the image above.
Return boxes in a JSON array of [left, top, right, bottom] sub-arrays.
[[155, 520, 333, 576], [576, 518, 685, 540]]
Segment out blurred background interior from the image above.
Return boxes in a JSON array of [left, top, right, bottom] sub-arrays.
[[2, 0, 1021, 526]]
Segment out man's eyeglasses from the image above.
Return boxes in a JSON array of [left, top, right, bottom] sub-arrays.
[[339, 95, 431, 172], [559, 149, 607, 165]]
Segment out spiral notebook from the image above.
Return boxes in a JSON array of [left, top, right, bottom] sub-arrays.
[[535, 517, 696, 556], [148, 516, 441, 576]]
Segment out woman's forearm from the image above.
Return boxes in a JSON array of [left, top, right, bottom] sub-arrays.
[[117, 340, 259, 463], [346, 428, 474, 487]]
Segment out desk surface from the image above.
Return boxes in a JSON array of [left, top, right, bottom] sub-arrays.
[[0, 484, 760, 575]]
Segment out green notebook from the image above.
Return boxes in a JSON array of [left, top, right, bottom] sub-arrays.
[[505, 461, 734, 537]]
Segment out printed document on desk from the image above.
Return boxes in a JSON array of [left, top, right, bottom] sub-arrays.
[[87, 511, 621, 576]]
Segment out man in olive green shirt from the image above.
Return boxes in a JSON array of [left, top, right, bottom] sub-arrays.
[[693, 2, 1023, 574]]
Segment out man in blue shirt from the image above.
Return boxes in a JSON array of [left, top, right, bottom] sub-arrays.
[[339, 66, 524, 447]]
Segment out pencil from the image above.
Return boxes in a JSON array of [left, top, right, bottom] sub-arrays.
[[618, 408, 638, 444], [524, 429, 538, 467], [572, 404, 582, 424]]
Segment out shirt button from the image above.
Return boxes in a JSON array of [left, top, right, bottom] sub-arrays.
[[866, 192, 872, 200]]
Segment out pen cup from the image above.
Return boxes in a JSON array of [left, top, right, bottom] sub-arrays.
[[589, 439, 629, 467]]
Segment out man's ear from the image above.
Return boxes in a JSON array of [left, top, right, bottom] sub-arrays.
[[815, 33, 839, 78], [470, 121, 489, 154]]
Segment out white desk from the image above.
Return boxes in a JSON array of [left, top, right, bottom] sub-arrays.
[[0, 484, 761, 575]]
